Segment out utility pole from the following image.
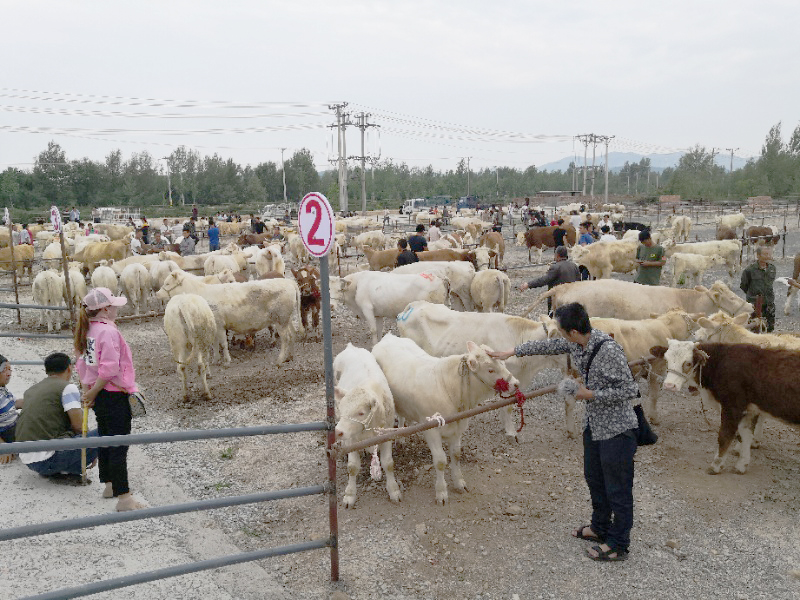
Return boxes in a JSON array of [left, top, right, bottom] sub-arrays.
[[602, 135, 614, 204], [577, 136, 589, 196], [495, 166, 499, 199], [709, 147, 718, 183], [725, 147, 738, 198], [465, 157, 472, 197], [590, 135, 598, 197], [161, 157, 172, 207], [349, 112, 378, 215], [328, 103, 350, 213], [280, 148, 288, 204]]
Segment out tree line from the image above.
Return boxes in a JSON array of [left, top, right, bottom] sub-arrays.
[[1, 122, 798, 214]]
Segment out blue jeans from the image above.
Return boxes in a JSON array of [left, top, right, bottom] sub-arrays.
[[209, 243, 220, 252], [583, 427, 637, 553], [26, 430, 99, 476]]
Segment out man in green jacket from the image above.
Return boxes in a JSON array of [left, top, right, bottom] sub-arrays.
[[740, 246, 777, 332], [15, 353, 98, 479]]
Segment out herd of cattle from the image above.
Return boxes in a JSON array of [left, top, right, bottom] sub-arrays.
[[2, 206, 799, 508]]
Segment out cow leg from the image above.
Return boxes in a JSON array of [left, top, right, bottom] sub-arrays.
[[218, 325, 232, 364], [446, 421, 470, 494], [784, 287, 797, 316], [421, 428, 449, 505], [380, 440, 401, 503], [734, 407, 760, 474], [177, 362, 189, 400], [498, 406, 519, 442], [709, 405, 743, 474], [751, 411, 764, 449], [276, 323, 294, 363], [198, 355, 211, 398], [342, 450, 361, 509], [374, 316, 385, 342], [647, 368, 661, 425], [564, 396, 577, 438]]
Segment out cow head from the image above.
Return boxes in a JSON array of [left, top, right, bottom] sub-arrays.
[[472, 247, 495, 271], [538, 314, 562, 340], [156, 270, 187, 301], [651, 339, 709, 392], [516, 232, 526, 247], [292, 266, 321, 297], [334, 386, 381, 442], [691, 311, 749, 342], [464, 341, 520, 391], [701, 281, 753, 317]]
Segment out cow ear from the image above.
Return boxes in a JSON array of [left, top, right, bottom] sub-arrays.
[[107, 259, 114, 266], [732, 313, 749, 326], [693, 285, 708, 293], [466, 341, 479, 354], [334, 386, 345, 401], [696, 317, 714, 329], [649, 345, 667, 358]]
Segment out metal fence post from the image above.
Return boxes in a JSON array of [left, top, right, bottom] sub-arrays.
[[319, 254, 339, 581], [8, 220, 21, 323]]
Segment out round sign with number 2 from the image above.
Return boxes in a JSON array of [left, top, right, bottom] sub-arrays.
[[298, 192, 335, 257]]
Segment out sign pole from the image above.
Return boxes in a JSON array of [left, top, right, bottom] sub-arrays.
[[296, 192, 338, 582]]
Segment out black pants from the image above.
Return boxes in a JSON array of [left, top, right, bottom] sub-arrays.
[[583, 427, 637, 553], [93, 390, 132, 496]]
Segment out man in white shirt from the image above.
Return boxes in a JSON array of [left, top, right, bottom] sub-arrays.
[[428, 220, 442, 242], [129, 230, 144, 255], [599, 226, 617, 242], [569, 211, 582, 231]]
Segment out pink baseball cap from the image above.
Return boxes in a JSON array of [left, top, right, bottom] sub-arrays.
[[83, 288, 127, 310]]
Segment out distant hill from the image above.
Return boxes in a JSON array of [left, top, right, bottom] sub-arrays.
[[539, 152, 749, 174]]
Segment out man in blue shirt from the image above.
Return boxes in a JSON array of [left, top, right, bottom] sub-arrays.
[[578, 222, 595, 246], [0, 354, 18, 463], [208, 218, 220, 252]]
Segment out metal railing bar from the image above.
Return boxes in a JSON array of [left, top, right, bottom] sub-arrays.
[[0, 302, 72, 311], [19, 538, 331, 600], [0, 422, 329, 455], [0, 485, 325, 541], [0, 333, 74, 339]]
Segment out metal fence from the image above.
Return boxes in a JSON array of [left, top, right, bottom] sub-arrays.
[[0, 421, 339, 600]]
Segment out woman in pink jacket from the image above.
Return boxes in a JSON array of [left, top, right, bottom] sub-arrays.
[[75, 288, 144, 512]]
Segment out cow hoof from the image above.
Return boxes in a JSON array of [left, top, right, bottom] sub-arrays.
[[389, 493, 402, 503], [750, 441, 761, 449], [435, 496, 448, 506], [342, 497, 356, 509], [706, 466, 722, 475], [506, 434, 519, 444]]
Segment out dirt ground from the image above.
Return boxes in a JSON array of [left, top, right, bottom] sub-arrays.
[[3, 210, 800, 599]]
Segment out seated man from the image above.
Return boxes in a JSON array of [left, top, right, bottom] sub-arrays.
[[15, 353, 98, 479], [129, 229, 145, 255], [179, 227, 196, 256], [147, 230, 169, 253], [396, 238, 419, 267], [0, 355, 18, 464]]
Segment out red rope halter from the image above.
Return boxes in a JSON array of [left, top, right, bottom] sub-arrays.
[[494, 378, 526, 432]]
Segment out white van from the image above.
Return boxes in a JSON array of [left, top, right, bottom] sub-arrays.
[[401, 198, 427, 215]]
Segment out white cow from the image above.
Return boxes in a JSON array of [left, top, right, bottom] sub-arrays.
[[393, 261, 475, 311], [329, 271, 449, 345], [42, 242, 66, 267], [164, 293, 216, 400], [91, 262, 118, 294], [287, 233, 309, 264], [354, 230, 388, 252], [669, 253, 727, 287], [715, 212, 747, 234], [333, 343, 401, 508], [32, 270, 63, 332], [532, 279, 752, 321], [470, 269, 510, 313], [569, 239, 639, 280], [396, 301, 565, 438], [150, 260, 181, 303], [255, 245, 285, 278], [666, 215, 692, 243], [663, 239, 742, 278], [120, 263, 151, 316], [204, 254, 240, 277], [156, 271, 303, 364], [60, 267, 88, 310], [373, 334, 520, 505]]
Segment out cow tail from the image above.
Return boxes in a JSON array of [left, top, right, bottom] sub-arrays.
[[180, 302, 201, 368], [522, 288, 554, 318], [442, 276, 452, 308]]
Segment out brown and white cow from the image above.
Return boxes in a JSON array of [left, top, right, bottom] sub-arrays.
[[523, 226, 577, 263], [291, 266, 321, 333], [653, 340, 800, 474]]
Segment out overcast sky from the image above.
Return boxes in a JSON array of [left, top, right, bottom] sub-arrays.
[[2, 0, 798, 173]]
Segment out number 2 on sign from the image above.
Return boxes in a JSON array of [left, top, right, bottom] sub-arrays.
[[305, 199, 324, 246]]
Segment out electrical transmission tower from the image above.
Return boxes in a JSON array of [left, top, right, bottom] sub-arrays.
[[576, 134, 613, 199], [348, 113, 379, 215], [328, 103, 351, 213]]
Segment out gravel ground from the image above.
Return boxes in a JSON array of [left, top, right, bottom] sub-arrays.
[[3, 211, 800, 600]]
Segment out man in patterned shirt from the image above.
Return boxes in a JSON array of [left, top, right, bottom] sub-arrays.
[[488, 302, 639, 561], [0, 354, 18, 464]]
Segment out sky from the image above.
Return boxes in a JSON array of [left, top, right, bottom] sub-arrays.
[[2, 0, 798, 174]]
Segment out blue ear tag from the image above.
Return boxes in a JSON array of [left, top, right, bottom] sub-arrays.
[[396, 306, 414, 322]]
